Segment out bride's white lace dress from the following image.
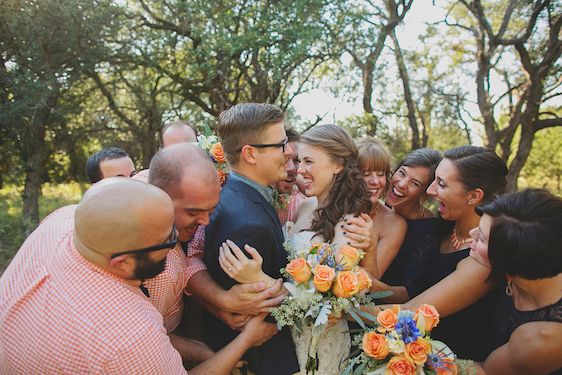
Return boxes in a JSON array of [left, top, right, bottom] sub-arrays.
[[285, 227, 351, 375]]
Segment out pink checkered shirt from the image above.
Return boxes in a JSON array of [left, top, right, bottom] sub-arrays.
[[184, 225, 208, 288], [144, 243, 189, 332], [0, 209, 186, 374], [277, 191, 306, 225], [15, 205, 188, 333]]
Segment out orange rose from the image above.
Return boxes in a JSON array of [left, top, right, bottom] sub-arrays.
[[210, 143, 226, 163], [376, 307, 398, 333], [331, 270, 359, 298], [313, 265, 336, 292], [386, 356, 417, 375], [405, 337, 431, 365], [415, 304, 440, 332], [286, 258, 311, 283], [362, 332, 390, 359], [354, 266, 372, 292], [336, 245, 361, 270]]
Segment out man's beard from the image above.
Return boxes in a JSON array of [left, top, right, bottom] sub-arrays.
[[133, 254, 168, 280]]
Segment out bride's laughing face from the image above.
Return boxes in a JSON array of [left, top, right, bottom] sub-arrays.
[[297, 143, 343, 205]]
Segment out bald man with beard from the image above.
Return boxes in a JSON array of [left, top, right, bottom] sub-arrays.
[[0, 179, 276, 374]]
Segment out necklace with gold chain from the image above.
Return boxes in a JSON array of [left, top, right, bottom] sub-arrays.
[[450, 229, 473, 250]]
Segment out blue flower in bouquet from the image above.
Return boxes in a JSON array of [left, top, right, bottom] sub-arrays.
[[395, 310, 421, 344], [427, 352, 457, 373]]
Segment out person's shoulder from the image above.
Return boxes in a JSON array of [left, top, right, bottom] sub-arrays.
[[377, 204, 406, 231], [455, 256, 493, 285], [292, 197, 316, 231], [132, 169, 149, 183], [297, 197, 317, 215], [507, 321, 562, 373]]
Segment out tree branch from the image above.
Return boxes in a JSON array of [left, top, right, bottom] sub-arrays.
[[535, 117, 562, 131]]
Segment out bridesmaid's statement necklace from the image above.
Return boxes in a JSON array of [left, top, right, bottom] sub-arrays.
[[450, 229, 473, 250]]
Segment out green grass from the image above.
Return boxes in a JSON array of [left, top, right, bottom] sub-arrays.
[[0, 182, 85, 274]]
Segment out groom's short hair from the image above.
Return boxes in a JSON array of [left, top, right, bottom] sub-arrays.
[[217, 103, 284, 166]]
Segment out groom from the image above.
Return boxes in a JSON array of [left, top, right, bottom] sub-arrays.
[[204, 103, 299, 375]]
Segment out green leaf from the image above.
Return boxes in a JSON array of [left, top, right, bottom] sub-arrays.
[[356, 309, 378, 324], [202, 123, 213, 137], [353, 362, 366, 375], [349, 310, 366, 329], [367, 291, 394, 299]]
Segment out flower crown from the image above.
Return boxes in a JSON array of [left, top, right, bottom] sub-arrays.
[[196, 125, 230, 186]]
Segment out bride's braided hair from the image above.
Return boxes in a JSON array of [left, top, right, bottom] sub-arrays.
[[300, 125, 372, 242]]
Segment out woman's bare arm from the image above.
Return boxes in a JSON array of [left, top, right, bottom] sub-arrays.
[[403, 256, 494, 317]]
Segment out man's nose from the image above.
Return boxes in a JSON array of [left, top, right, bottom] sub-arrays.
[[197, 211, 210, 225]]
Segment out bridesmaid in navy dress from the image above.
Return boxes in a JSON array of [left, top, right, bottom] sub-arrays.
[[416, 145, 507, 361], [475, 189, 562, 375], [369, 148, 443, 303]]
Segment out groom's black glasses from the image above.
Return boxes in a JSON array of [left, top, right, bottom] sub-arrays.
[[237, 137, 288, 153], [110, 225, 178, 259]]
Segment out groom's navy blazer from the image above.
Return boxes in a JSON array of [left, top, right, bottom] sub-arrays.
[[204, 178, 299, 375]]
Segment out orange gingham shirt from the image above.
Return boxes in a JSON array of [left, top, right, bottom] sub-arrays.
[[0, 210, 186, 374]]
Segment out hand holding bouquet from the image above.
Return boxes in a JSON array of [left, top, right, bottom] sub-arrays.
[[271, 242, 378, 374]]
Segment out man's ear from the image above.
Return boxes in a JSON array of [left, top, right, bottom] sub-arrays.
[[109, 254, 133, 272], [240, 145, 257, 165], [467, 188, 484, 206]]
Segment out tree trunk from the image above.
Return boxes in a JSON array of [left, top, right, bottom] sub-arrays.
[[22, 123, 47, 235], [361, 62, 378, 136], [390, 30, 420, 149], [506, 125, 534, 192], [21, 93, 56, 234]]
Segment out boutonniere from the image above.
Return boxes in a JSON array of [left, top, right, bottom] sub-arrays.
[[272, 191, 290, 212]]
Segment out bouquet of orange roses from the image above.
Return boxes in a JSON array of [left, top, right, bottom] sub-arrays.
[[271, 242, 385, 374], [196, 133, 229, 186], [342, 304, 474, 375]]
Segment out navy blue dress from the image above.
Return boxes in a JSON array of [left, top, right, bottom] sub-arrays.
[[492, 291, 562, 374], [381, 217, 440, 298], [419, 245, 497, 361]]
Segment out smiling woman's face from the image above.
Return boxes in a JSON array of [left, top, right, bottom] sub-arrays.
[[426, 159, 472, 221], [469, 214, 492, 268], [298, 143, 342, 205], [362, 169, 386, 204], [385, 165, 432, 208]]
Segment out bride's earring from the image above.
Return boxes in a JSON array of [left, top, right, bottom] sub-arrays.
[[505, 279, 513, 296]]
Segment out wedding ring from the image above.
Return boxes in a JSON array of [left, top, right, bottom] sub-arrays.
[[228, 267, 233, 272]]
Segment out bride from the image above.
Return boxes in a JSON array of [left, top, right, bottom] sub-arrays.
[[219, 124, 376, 374]]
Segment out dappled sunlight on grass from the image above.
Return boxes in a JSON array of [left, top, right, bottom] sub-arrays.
[[0, 183, 86, 273]]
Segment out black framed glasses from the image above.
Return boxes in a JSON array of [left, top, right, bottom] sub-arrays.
[[110, 225, 178, 259], [237, 138, 288, 153]]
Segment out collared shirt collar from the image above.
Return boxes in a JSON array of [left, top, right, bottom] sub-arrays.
[[229, 171, 275, 205]]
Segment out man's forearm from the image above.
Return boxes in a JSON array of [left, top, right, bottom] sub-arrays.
[[169, 333, 214, 363], [189, 332, 253, 375], [186, 270, 228, 310]]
